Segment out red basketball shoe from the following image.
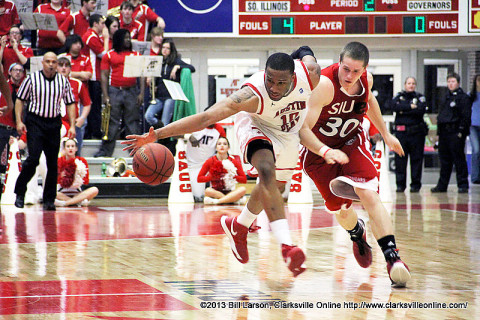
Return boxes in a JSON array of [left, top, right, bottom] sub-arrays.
[[385, 249, 411, 287], [351, 219, 372, 268], [221, 216, 250, 263], [281, 244, 306, 277]]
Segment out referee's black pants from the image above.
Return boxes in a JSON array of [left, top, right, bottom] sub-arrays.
[[15, 113, 61, 203]]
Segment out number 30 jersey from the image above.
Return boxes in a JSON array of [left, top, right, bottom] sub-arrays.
[[312, 63, 369, 148], [241, 60, 314, 135]]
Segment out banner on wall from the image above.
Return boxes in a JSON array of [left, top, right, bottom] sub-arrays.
[[150, 0, 233, 33], [215, 78, 247, 102]]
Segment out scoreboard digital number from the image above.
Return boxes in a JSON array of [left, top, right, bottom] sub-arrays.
[[271, 17, 294, 34], [239, 0, 459, 36]]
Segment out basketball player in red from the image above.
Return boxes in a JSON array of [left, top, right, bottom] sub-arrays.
[[302, 42, 411, 286], [123, 50, 347, 277]]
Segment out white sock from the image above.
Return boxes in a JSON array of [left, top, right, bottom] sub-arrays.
[[270, 219, 293, 246], [237, 206, 258, 228]]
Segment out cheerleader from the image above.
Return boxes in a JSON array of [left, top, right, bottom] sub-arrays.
[[198, 137, 247, 205], [55, 138, 99, 207]]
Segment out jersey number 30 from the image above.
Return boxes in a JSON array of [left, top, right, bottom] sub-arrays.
[[319, 117, 360, 137]]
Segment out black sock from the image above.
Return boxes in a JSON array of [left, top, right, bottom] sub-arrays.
[[377, 235, 398, 261], [347, 221, 363, 240]]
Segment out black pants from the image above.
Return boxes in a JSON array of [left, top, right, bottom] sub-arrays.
[[85, 80, 102, 139], [436, 131, 469, 189], [14, 113, 61, 203], [0, 126, 17, 200], [394, 131, 425, 190]]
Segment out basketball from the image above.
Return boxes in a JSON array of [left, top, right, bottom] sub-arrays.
[[133, 143, 175, 185]]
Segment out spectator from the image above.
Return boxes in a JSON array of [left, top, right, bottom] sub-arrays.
[[186, 122, 226, 202], [94, 29, 144, 157], [57, 57, 91, 155], [82, 14, 109, 140], [57, 0, 97, 51], [0, 70, 15, 196], [129, 0, 165, 41], [0, 0, 20, 37], [7, 62, 24, 103], [105, 15, 120, 50], [0, 26, 33, 77], [431, 72, 472, 193], [13, 52, 76, 211], [144, 38, 195, 128], [390, 77, 428, 193], [60, 35, 93, 84], [198, 137, 247, 205], [34, 0, 71, 55], [470, 74, 480, 184], [148, 26, 163, 56], [55, 138, 99, 207], [119, 1, 143, 40]]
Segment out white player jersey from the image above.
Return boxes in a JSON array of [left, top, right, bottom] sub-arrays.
[[185, 127, 222, 166], [241, 60, 314, 135]]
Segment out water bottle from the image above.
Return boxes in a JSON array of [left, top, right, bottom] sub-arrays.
[[101, 162, 107, 177]]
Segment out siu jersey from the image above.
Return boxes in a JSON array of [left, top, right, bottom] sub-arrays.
[[241, 60, 314, 135], [312, 63, 369, 148]]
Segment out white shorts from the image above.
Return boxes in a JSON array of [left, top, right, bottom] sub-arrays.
[[234, 112, 300, 183]]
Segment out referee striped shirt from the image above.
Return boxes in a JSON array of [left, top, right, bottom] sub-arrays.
[[16, 70, 76, 118]]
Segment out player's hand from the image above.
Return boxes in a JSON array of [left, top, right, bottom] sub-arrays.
[[324, 149, 349, 165], [384, 132, 404, 157], [122, 126, 157, 155]]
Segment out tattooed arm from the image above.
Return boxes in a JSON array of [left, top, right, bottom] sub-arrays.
[[156, 86, 258, 139], [122, 86, 259, 154]]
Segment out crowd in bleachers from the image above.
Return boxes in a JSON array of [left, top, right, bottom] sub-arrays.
[[0, 0, 193, 159]]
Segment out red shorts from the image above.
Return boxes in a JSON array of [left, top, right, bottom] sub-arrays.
[[302, 134, 379, 212]]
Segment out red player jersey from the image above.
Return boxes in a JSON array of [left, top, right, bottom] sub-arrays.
[[311, 63, 369, 149]]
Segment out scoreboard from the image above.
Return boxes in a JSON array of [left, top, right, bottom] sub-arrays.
[[238, 0, 462, 36], [153, 0, 479, 36]]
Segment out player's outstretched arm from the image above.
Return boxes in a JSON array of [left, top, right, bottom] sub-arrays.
[[122, 86, 259, 155]]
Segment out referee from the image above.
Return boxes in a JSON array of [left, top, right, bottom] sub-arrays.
[[14, 52, 76, 211]]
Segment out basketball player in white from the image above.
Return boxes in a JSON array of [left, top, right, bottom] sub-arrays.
[[123, 50, 348, 277]]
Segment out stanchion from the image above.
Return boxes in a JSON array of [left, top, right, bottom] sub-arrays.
[[374, 140, 392, 202], [168, 138, 194, 203], [1, 139, 21, 205], [287, 157, 313, 204], [25, 152, 47, 205]]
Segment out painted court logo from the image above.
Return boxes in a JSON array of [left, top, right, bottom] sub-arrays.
[[177, 0, 223, 14]]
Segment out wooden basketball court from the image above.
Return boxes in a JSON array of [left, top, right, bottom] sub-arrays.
[[0, 186, 476, 319]]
